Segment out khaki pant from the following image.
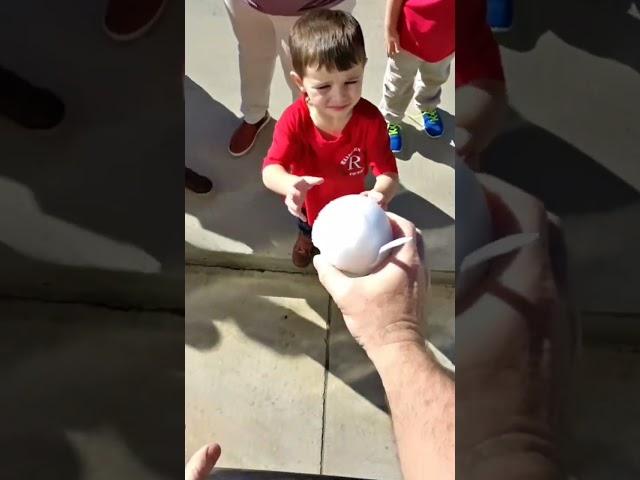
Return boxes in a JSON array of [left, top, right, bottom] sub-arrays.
[[224, 0, 356, 124], [379, 50, 453, 124]]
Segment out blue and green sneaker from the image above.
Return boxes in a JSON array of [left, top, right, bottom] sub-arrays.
[[388, 123, 403, 153], [422, 109, 444, 138]]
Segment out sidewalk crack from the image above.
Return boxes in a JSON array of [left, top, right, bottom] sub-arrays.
[[319, 295, 332, 474]]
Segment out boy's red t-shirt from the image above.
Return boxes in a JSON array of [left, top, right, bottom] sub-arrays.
[[262, 97, 398, 226], [398, 0, 455, 63]]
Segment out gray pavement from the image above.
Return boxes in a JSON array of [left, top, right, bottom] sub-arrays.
[[183, 1, 453, 476], [185, 0, 455, 274], [185, 265, 454, 478]]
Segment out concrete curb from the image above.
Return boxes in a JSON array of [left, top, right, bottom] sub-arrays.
[[1, 263, 183, 313], [186, 242, 455, 286]]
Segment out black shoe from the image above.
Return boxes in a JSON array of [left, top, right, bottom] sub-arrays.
[[185, 167, 213, 194], [0, 66, 65, 130]]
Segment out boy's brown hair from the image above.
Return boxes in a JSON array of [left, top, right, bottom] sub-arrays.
[[289, 10, 367, 77]]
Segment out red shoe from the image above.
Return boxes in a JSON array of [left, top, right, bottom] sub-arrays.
[[228, 113, 271, 157], [104, 0, 167, 42]]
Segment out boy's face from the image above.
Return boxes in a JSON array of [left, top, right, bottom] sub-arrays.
[[292, 63, 365, 120]]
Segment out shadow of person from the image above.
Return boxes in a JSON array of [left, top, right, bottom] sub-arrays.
[[394, 110, 455, 167], [327, 312, 390, 412], [185, 267, 410, 412], [186, 269, 327, 365], [0, 430, 81, 480], [185, 76, 297, 254], [390, 187, 455, 230], [494, 0, 640, 74], [0, 311, 184, 480], [482, 110, 639, 215]]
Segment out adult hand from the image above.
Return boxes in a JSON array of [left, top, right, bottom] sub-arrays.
[[285, 176, 324, 222], [456, 175, 576, 478], [185, 443, 221, 480], [385, 27, 401, 57], [313, 212, 427, 358]]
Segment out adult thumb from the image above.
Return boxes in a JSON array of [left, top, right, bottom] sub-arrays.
[[313, 254, 351, 299]]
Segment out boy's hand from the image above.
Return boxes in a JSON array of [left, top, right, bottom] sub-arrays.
[[385, 27, 401, 57], [360, 190, 387, 209], [285, 176, 324, 222]]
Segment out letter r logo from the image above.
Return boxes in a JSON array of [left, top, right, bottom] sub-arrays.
[[348, 155, 362, 171]]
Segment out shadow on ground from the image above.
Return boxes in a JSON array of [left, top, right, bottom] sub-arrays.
[[394, 110, 455, 166], [185, 268, 396, 414], [0, 1, 184, 275], [0, 305, 184, 479], [186, 270, 325, 365], [493, 0, 640, 74], [483, 109, 639, 216], [390, 188, 454, 230]]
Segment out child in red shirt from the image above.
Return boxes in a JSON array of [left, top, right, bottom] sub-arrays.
[[380, 0, 455, 152], [262, 10, 399, 269]]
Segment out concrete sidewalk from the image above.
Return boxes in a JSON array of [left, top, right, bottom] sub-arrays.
[[184, 2, 455, 477], [185, 265, 454, 479], [184, 0, 455, 274]]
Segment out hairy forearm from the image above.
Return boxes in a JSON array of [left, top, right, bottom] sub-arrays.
[[371, 342, 455, 480], [373, 173, 399, 206], [385, 0, 405, 32], [262, 164, 298, 196]]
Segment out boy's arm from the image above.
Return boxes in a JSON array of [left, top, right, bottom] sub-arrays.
[[372, 172, 399, 208], [262, 164, 300, 196], [384, 0, 405, 56], [262, 165, 324, 222], [385, 0, 405, 33], [367, 114, 400, 208]]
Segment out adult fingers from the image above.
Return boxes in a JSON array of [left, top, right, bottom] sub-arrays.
[[185, 443, 221, 480], [384, 212, 419, 266], [313, 254, 352, 302]]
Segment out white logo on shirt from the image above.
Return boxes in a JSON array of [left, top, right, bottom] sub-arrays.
[[341, 147, 365, 176]]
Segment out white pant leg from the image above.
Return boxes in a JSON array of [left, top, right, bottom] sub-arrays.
[[271, 0, 358, 103], [332, 0, 357, 14], [224, 0, 277, 124], [415, 53, 454, 112], [271, 15, 301, 103], [379, 49, 420, 124]]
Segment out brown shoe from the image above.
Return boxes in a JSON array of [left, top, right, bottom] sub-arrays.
[[104, 0, 167, 42], [228, 113, 271, 157], [292, 232, 319, 268], [185, 167, 213, 194]]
